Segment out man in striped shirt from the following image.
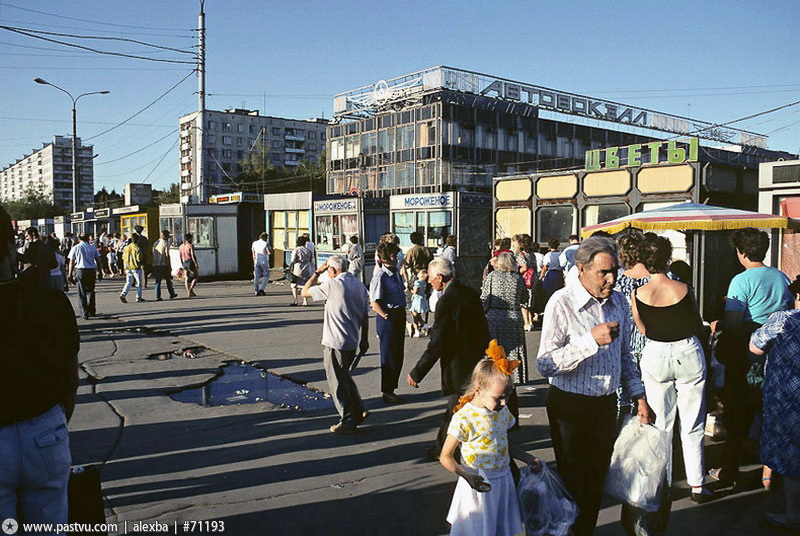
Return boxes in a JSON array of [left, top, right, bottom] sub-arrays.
[[537, 236, 653, 536]]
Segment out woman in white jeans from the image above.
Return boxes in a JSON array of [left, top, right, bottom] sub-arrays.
[[631, 234, 712, 504]]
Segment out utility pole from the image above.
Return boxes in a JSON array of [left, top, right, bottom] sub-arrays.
[[196, 0, 206, 202]]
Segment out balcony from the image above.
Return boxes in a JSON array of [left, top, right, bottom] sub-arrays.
[[181, 142, 191, 151], [181, 169, 191, 177], [285, 147, 305, 154], [284, 134, 305, 142], [284, 160, 300, 166], [180, 156, 191, 164]]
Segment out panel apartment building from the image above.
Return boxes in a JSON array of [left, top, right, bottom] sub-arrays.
[[0, 135, 94, 211], [179, 108, 329, 203], [326, 66, 773, 197]]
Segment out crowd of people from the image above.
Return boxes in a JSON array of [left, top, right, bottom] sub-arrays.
[[302, 225, 800, 535], [6, 202, 800, 534]]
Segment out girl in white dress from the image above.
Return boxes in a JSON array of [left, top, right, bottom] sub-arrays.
[[441, 340, 537, 536]]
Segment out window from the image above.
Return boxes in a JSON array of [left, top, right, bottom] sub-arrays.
[[272, 127, 281, 135], [308, 131, 316, 139], [222, 122, 232, 132], [272, 140, 282, 148], [222, 149, 232, 159], [207, 134, 216, 143], [393, 211, 415, 248], [237, 150, 244, 160], [160, 216, 184, 245], [222, 136, 232, 145], [536, 206, 574, 243], [249, 125, 257, 134], [237, 137, 243, 146], [308, 143, 317, 151], [187, 217, 214, 247], [583, 204, 628, 227], [207, 121, 216, 130], [237, 123, 244, 133]]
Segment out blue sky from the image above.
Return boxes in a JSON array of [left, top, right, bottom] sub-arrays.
[[1, 0, 799, 194]]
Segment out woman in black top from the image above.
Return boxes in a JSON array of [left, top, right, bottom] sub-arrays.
[[631, 235, 712, 504]]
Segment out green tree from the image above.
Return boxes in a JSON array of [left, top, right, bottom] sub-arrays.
[[153, 183, 180, 204], [93, 187, 124, 209], [2, 186, 62, 220]]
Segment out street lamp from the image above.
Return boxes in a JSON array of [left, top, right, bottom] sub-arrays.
[[34, 78, 109, 213]]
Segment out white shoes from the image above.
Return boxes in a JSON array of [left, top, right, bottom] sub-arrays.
[[406, 322, 416, 337]]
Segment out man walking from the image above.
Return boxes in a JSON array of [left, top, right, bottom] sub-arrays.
[[406, 257, 490, 459], [537, 236, 653, 536], [559, 234, 581, 272], [133, 225, 150, 288], [119, 237, 145, 303], [404, 231, 431, 290], [152, 230, 178, 301], [302, 255, 370, 433], [67, 233, 101, 319], [252, 232, 271, 296]]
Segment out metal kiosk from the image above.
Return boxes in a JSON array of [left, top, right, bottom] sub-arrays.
[[390, 191, 491, 288], [313, 196, 389, 284]]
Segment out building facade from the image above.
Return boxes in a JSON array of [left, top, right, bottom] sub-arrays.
[[326, 66, 771, 197], [0, 135, 94, 210], [179, 109, 329, 203]]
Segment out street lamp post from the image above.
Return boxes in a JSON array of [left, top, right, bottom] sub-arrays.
[[34, 78, 109, 213]]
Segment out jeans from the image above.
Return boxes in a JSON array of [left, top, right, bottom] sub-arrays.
[[153, 265, 176, 299], [75, 268, 96, 317], [254, 261, 269, 292], [323, 347, 364, 426], [121, 268, 143, 299], [640, 336, 707, 487], [0, 405, 71, 533]]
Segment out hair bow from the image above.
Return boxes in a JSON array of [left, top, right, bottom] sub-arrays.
[[486, 339, 520, 376]]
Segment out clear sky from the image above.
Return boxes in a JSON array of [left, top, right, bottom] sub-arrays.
[[1, 0, 799, 194]]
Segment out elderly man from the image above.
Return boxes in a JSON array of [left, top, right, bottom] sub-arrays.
[[406, 257, 490, 459], [302, 255, 370, 433], [252, 232, 271, 296], [537, 236, 653, 536]]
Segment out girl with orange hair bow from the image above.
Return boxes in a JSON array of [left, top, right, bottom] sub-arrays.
[[440, 340, 539, 535]]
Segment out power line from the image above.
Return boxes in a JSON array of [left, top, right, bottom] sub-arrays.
[[0, 26, 196, 64], [0, 65, 189, 71], [142, 139, 179, 183], [0, 25, 195, 54], [0, 3, 189, 31], [85, 70, 195, 140], [0, 17, 194, 38], [95, 129, 178, 166]]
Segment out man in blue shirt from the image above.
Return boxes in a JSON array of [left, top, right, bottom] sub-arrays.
[[67, 233, 101, 319], [369, 241, 406, 404], [710, 227, 792, 486]]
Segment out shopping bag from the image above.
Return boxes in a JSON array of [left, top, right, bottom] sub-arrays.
[[604, 415, 670, 512], [517, 463, 578, 536], [68, 465, 107, 535]]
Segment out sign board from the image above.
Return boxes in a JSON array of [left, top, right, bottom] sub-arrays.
[[458, 192, 492, 208], [124, 183, 152, 206], [585, 138, 699, 171], [209, 192, 263, 204], [112, 205, 142, 215], [71, 211, 84, 221], [94, 208, 111, 218], [314, 199, 359, 213], [390, 193, 453, 210]]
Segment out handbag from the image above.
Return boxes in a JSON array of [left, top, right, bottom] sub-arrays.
[[68, 465, 107, 535], [522, 267, 535, 288]]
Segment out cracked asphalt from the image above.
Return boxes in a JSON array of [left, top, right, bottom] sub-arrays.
[[68, 275, 785, 535]]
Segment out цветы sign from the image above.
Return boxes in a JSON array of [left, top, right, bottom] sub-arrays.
[[585, 138, 699, 171]]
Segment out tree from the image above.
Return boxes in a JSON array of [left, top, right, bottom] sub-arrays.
[[93, 187, 124, 209], [153, 183, 180, 204], [2, 186, 61, 220]]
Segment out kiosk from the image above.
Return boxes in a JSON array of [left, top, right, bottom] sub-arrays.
[[209, 192, 267, 276], [263, 191, 316, 269], [313, 196, 389, 283], [390, 191, 491, 288]]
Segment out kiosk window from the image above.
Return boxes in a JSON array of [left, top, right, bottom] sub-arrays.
[[187, 217, 214, 247], [583, 204, 628, 227], [315, 215, 333, 249], [159, 217, 184, 245], [536, 206, 573, 243], [393, 212, 415, 248], [427, 211, 452, 248]]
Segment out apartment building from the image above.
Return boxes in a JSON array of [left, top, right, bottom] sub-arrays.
[[0, 135, 94, 210], [179, 108, 328, 203]]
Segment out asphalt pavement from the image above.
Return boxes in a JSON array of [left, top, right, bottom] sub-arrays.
[[67, 274, 788, 535]]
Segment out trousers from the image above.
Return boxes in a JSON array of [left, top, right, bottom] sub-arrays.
[[323, 347, 365, 426], [121, 268, 143, 299], [0, 405, 71, 533], [153, 265, 176, 299], [376, 308, 405, 393], [547, 385, 616, 536], [254, 261, 270, 292], [75, 268, 96, 317], [640, 336, 707, 487]]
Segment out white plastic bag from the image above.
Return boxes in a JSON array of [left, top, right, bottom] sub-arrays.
[[605, 415, 670, 512], [517, 463, 578, 536]]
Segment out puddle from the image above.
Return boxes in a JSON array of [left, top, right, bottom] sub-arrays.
[[169, 361, 332, 410], [102, 326, 171, 336], [148, 346, 207, 361]]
